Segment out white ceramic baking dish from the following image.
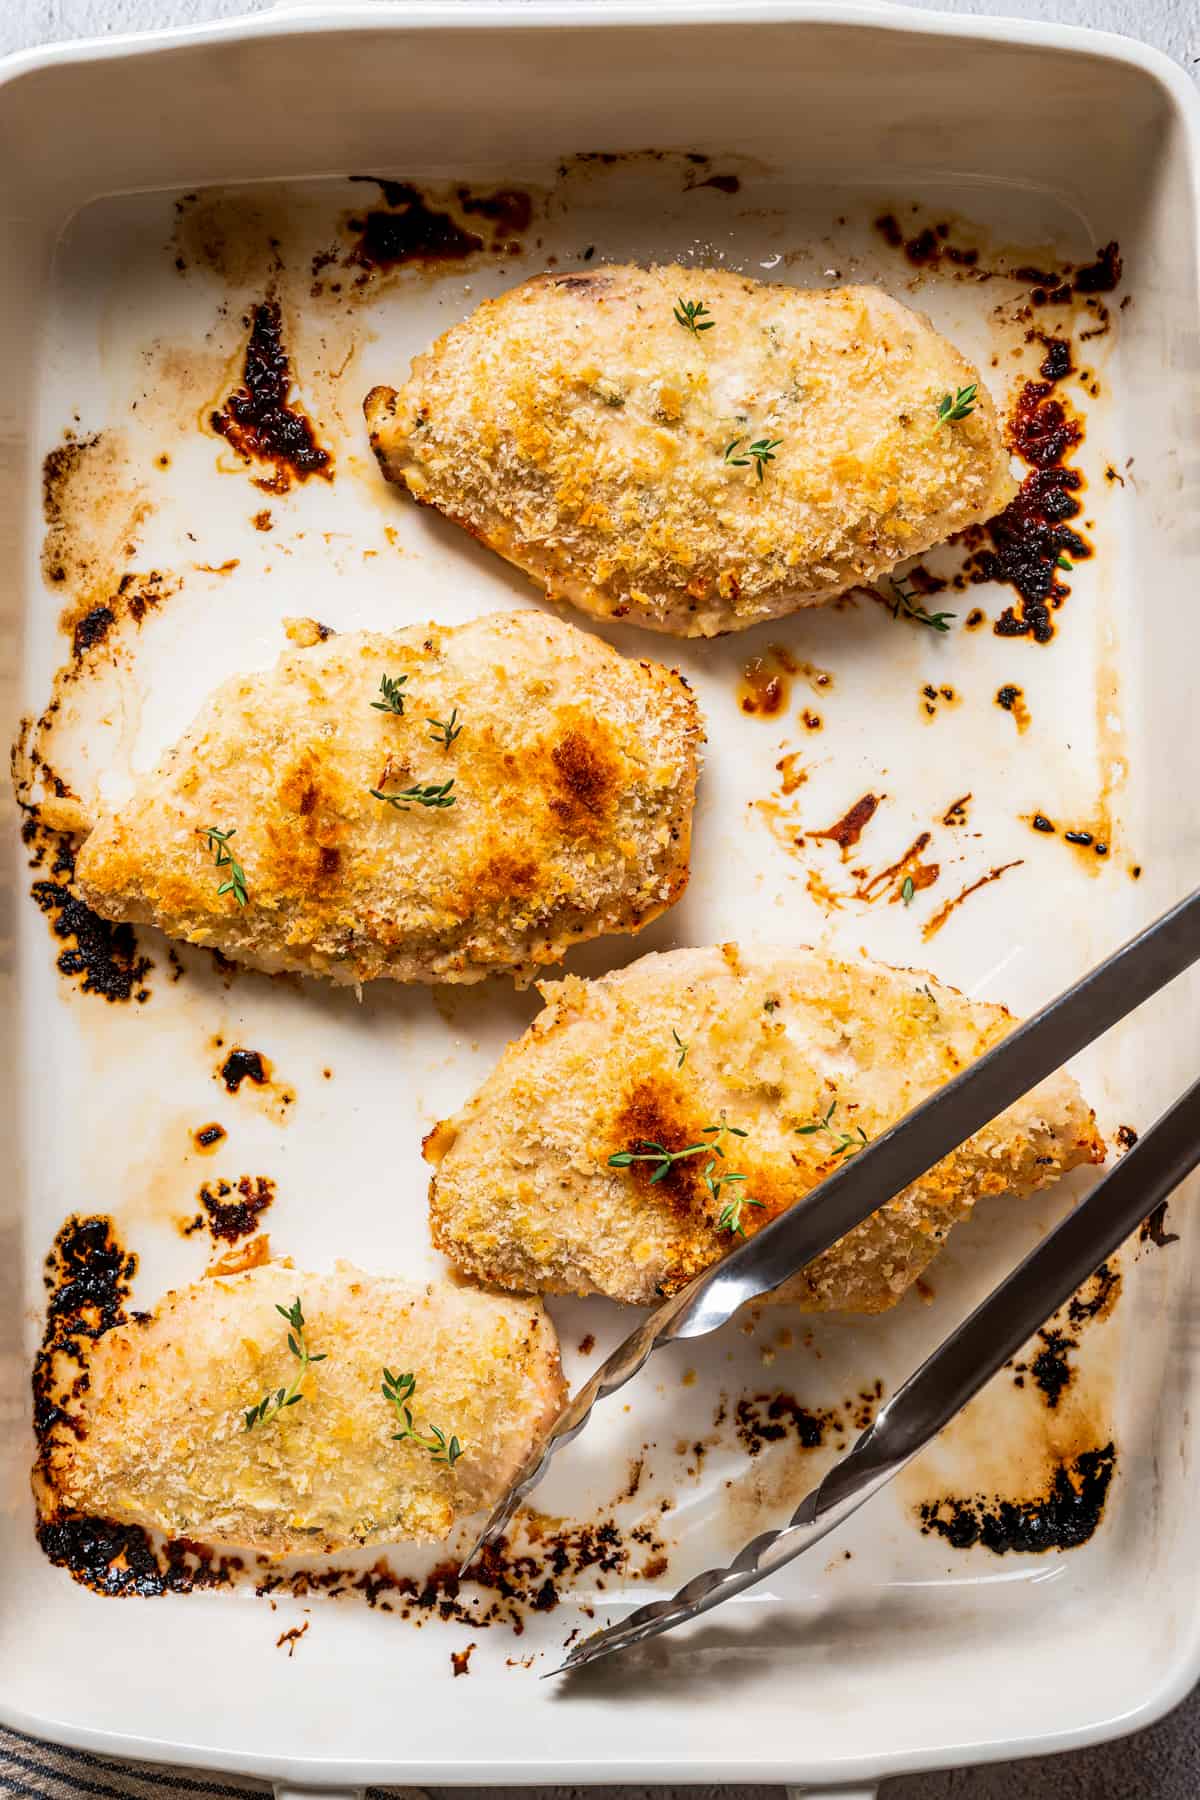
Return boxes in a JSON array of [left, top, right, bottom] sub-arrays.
[[1, 4, 1199, 1795]]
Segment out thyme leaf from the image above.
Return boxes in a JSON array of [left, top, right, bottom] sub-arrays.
[[371, 673, 409, 716], [382, 1368, 464, 1466], [370, 778, 456, 811], [889, 578, 956, 633], [936, 383, 978, 423], [244, 1297, 327, 1430], [200, 825, 248, 908], [674, 297, 715, 337]]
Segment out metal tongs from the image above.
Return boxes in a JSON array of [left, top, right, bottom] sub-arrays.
[[462, 884, 1200, 1674]]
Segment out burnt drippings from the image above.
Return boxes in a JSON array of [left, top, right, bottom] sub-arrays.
[[347, 179, 531, 272], [254, 1512, 663, 1631], [1028, 1328, 1078, 1408], [921, 861, 1023, 941], [919, 1444, 1116, 1554], [1066, 1261, 1121, 1327], [807, 793, 881, 854], [873, 214, 978, 269], [967, 378, 1090, 643], [1073, 243, 1122, 293], [197, 1175, 275, 1243], [72, 605, 115, 657], [27, 827, 152, 1004], [37, 1517, 241, 1598], [211, 299, 331, 494], [451, 1642, 476, 1677], [219, 1047, 269, 1093], [735, 1393, 836, 1455], [1141, 1202, 1180, 1250], [192, 1122, 226, 1152], [33, 1214, 137, 1457]]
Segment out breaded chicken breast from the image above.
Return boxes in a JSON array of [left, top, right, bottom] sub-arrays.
[[426, 944, 1104, 1312], [365, 267, 1015, 637], [73, 610, 701, 986], [37, 1262, 565, 1554]]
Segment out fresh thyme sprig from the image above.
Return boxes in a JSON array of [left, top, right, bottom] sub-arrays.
[[200, 825, 248, 907], [372, 673, 409, 715], [936, 383, 978, 423], [889, 578, 956, 633], [370, 778, 456, 810], [704, 1160, 765, 1237], [1056, 553, 1074, 571], [672, 1028, 688, 1069], [243, 1298, 327, 1430], [901, 875, 916, 905], [382, 1368, 463, 1466], [674, 297, 715, 338], [608, 1118, 748, 1184], [796, 1099, 870, 1161], [724, 436, 782, 482], [427, 710, 462, 750]]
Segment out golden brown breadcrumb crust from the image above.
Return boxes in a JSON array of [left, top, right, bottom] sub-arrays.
[[426, 944, 1105, 1312], [38, 1262, 565, 1554], [366, 266, 1016, 636], [73, 610, 702, 985]]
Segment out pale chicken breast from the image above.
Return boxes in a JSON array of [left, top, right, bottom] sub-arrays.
[[426, 944, 1105, 1312], [73, 610, 701, 986], [37, 1262, 565, 1554], [365, 267, 1015, 637]]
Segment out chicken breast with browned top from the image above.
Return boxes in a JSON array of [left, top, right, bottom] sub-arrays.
[[73, 610, 701, 985], [36, 1262, 565, 1555], [366, 267, 1015, 636], [426, 945, 1104, 1312]]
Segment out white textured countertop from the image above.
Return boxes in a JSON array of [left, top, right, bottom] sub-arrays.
[[1, 3, 1196, 1798]]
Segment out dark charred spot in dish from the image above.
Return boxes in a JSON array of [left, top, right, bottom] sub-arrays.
[[192, 1122, 226, 1153], [29, 829, 152, 1005], [735, 1393, 836, 1456], [1115, 1124, 1139, 1152], [873, 214, 977, 269], [32, 1215, 136, 1481], [197, 1175, 275, 1243], [577, 1333, 596, 1356], [450, 1642, 476, 1676], [277, 1622, 309, 1656], [1037, 336, 1074, 383], [346, 179, 531, 271], [942, 795, 970, 827], [807, 793, 881, 855], [1073, 243, 1122, 294], [964, 378, 1090, 644], [72, 605, 115, 658], [918, 1443, 1116, 1554], [37, 1516, 241, 1597], [219, 1047, 270, 1093], [1024, 1328, 1077, 1409], [457, 186, 533, 237], [1066, 1261, 1121, 1328], [1141, 1202, 1179, 1250], [211, 299, 331, 494], [692, 173, 741, 194], [996, 685, 1031, 732], [253, 1513, 661, 1629]]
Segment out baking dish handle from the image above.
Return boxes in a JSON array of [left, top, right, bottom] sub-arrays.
[[786, 1786, 879, 1799], [273, 1786, 368, 1800]]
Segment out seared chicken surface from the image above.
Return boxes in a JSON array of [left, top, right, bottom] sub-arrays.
[[365, 267, 1015, 637], [427, 945, 1104, 1312], [37, 1262, 565, 1554], [74, 610, 701, 985]]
